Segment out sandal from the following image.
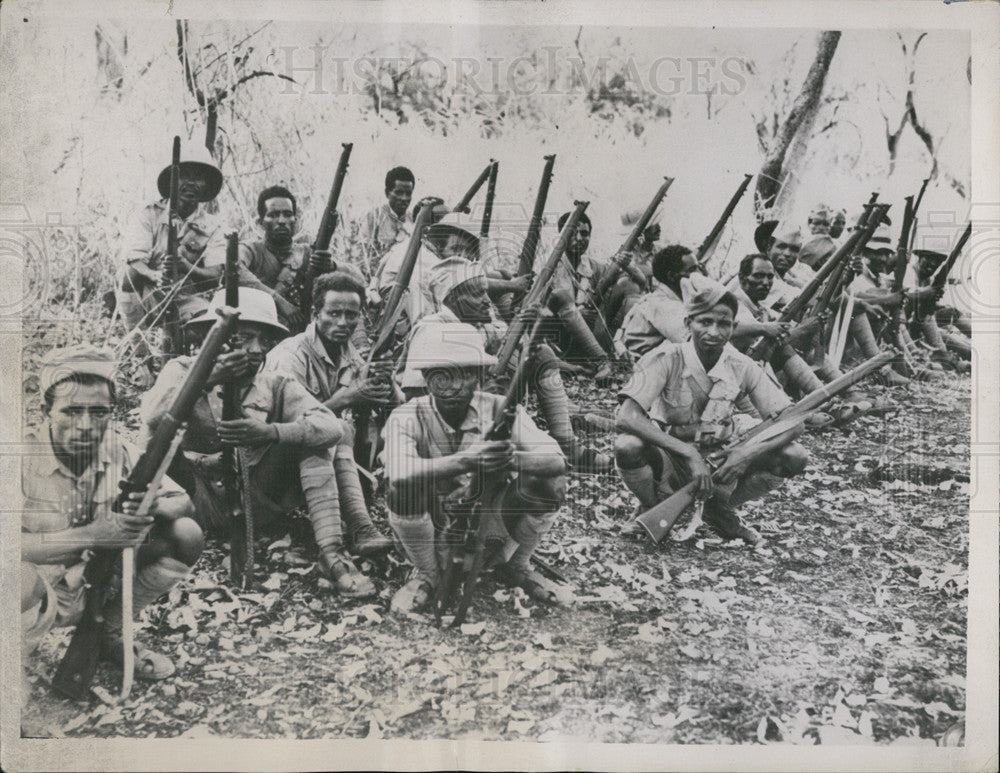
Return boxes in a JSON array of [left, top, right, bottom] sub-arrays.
[[100, 637, 175, 681], [318, 551, 377, 599], [495, 564, 575, 607]]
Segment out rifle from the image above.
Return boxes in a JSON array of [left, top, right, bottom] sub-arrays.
[[746, 202, 887, 363], [354, 202, 439, 470], [296, 142, 353, 318], [432, 318, 546, 627], [909, 222, 971, 326], [907, 177, 931, 255], [52, 308, 239, 700], [453, 162, 493, 214], [595, 176, 674, 299], [635, 349, 895, 543], [161, 136, 183, 359], [697, 173, 753, 268], [479, 160, 499, 239], [221, 233, 254, 589], [516, 154, 556, 278], [886, 196, 916, 340], [490, 200, 589, 379]]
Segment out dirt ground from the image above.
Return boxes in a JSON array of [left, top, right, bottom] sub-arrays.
[[21, 367, 970, 745]]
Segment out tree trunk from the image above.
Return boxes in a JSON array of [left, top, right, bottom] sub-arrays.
[[755, 31, 841, 217]]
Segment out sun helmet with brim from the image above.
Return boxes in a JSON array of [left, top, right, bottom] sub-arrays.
[[186, 287, 288, 335], [406, 321, 497, 372]]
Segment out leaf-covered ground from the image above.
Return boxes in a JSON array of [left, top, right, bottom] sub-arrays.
[[22, 367, 970, 745]]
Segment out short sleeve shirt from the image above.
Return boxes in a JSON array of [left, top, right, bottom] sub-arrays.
[[119, 200, 220, 291], [382, 391, 563, 510], [264, 322, 363, 405], [373, 242, 441, 323], [619, 340, 791, 437], [616, 283, 688, 358]]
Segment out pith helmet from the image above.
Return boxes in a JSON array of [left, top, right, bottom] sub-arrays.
[[187, 287, 288, 334]]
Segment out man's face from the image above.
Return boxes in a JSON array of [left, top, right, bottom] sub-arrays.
[[808, 214, 831, 236], [445, 277, 491, 325], [830, 214, 846, 239], [425, 366, 479, 414], [679, 253, 703, 280], [44, 381, 114, 460], [315, 290, 362, 345], [177, 169, 208, 211], [741, 258, 775, 302], [440, 232, 478, 261], [231, 322, 277, 372], [769, 238, 800, 276], [387, 180, 414, 218], [566, 221, 592, 262], [259, 196, 297, 247], [917, 254, 943, 282], [686, 305, 736, 355], [864, 249, 892, 275]]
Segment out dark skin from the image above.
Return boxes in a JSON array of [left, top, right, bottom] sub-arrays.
[[768, 237, 801, 278], [386, 179, 414, 219], [616, 303, 801, 495], [731, 258, 790, 344], [258, 195, 306, 329], [312, 289, 393, 413], [660, 251, 704, 298]]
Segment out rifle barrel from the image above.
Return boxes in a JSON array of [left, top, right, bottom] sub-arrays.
[[453, 162, 493, 214], [516, 154, 556, 277]]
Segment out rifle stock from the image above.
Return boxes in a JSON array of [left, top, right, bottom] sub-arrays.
[[490, 200, 588, 377], [635, 350, 893, 543], [52, 309, 239, 700], [697, 173, 753, 266], [516, 154, 556, 277]]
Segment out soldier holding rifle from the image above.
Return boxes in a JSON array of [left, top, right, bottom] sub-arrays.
[[139, 289, 378, 597], [21, 346, 201, 698], [383, 322, 571, 615], [615, 282, 809, 545]]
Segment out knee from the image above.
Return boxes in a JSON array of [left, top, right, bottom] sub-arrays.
[[164, 517, 205, 566], [777, 442, 809, 477], [614, 432, 647, 467], [548, 288, 573, 312], [518, 474, 566, 510]]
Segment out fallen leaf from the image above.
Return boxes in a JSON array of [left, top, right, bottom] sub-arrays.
[[460, 621, 487, 636], [589, 644, 617, 665]]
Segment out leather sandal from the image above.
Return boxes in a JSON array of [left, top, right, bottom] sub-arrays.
[[318, 551, 377, 599], [494, 564, 575, 606]]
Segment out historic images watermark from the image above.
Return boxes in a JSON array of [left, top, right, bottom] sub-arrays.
[[275, 46, 749, 99]]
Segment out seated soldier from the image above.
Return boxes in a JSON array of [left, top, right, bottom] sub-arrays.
[[592, 209, 661, 335], [262, 270, 395, 553], [399, 257, 612, 473], [383, 322, 571, 614], [614, 283, 809, 545], [904, 247, 971, 371], [139, 288, 377, 598], [616, 244, 703, 360], [541, 211, 615, 384], [22, 346, 201, 697], [357, 166, 416, 279], [753, 221, 814, 301], [117, 142, 224, 385], [799, 203, 838, 270]]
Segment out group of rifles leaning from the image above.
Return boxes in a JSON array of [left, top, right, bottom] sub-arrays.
[[21, 142, 972, 701]]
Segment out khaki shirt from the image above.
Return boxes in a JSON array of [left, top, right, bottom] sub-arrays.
[[616, 283, 688, 358], [360, 203, 411, 271], [373, 242, 442, 324], [620, 340, 791, 443], [22, 428, 186, 583], [383, 391, 563, 514], [799, 234, 837, 269], [120, 200, 220, 293], [235, 240, 309, 299], [138, 356, 344, 467], [263, 322, 363, 404]]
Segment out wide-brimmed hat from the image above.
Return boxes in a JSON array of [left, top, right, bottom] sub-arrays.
[[407, 321, 497, 371], [425, 212, 480, 255], [157, 142, 223, 202], [186, 287, 288, 334], [40, 344, 117, 394], [865, 223, 893, 253]]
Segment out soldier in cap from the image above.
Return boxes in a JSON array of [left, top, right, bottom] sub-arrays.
[[139, 288, 378, 598], [903, 247, 971, 372], [398, 256, 612, 473], [592, 208, 661, 335], [383, 321, 572, 614], [615, 280, 809, 545], [22, 345, 201, 695], [799, 203, 838, 270], [117, 141, 225, 385]]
